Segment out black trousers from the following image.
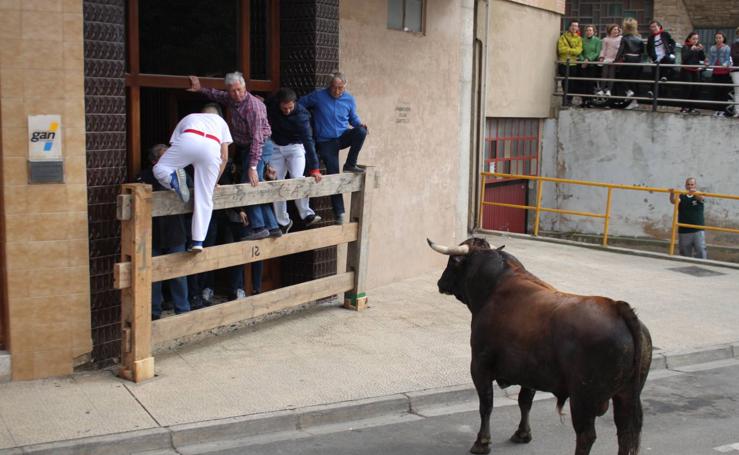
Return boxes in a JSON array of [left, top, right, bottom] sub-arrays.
[[558, 64, 578, 104], [681, 70, 701, 108]]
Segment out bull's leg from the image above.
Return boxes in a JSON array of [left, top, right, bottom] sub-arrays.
[[510, 387, 535, 443], [613, 393, 643, 455], [570, 399, 597, 455], [470, 359, 494, 454]]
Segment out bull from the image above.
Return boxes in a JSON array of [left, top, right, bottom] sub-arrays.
[[428, 237, 652, 455]]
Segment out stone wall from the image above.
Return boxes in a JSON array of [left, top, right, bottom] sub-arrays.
[[541, 109, 739, 247]]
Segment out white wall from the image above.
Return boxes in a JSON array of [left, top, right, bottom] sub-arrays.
[[340, 1, 472, 288], [541, 109, 739, 245]]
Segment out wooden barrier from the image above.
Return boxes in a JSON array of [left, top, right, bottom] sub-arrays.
[[115, 170, 377, 382]]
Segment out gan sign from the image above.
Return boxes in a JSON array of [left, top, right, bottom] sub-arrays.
[[27, 114, 64, 183]]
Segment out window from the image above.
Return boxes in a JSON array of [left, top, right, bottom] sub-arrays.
[[388, 0, 424, 33], [484, 118, 540, 177]]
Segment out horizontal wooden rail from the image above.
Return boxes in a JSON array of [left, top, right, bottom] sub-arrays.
[[118, 173, 364, 219], [152, 272, 355, 346], [114, 223, 358, 289]]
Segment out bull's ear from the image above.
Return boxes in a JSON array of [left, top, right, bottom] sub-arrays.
[[497, 245, 505, 251], [451, 255, 465, 265]]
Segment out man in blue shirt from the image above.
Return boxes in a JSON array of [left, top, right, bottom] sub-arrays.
[[298, 72, 368, 224]]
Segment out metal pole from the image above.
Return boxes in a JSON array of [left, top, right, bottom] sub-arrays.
[[533, 178, 544, 236], [652, 62, 660, 112], [477, 173, 486, 230], [563, 60, 570, 107], [669, 191, 680, 255], [603, 187, 613, 246]]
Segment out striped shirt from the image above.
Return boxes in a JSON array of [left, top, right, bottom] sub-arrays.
[[198, 88, 272, 167]]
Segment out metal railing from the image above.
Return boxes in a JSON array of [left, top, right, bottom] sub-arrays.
[[555, 60, 739, 112], [478, 172, 739, 255]]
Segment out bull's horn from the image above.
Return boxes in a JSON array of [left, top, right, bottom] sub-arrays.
[[426, 238, 470, 256]]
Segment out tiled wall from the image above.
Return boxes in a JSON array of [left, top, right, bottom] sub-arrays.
[[0, 0, 92, 380]]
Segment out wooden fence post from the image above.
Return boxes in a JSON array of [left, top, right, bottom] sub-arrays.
[[344, 167, 377, 311], [118, 183, 154, 382]]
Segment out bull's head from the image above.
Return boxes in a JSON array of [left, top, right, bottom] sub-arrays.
[[428, 237, 507, 309]]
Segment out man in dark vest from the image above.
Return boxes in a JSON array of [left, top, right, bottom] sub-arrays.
[[670, 177, 707, 259]]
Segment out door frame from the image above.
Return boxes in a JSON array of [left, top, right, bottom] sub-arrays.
[[125, 0, 281, 178]]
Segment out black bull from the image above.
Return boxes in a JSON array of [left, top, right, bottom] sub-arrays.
[[428, 238, 652, 455]]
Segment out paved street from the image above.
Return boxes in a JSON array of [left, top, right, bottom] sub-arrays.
[[234, 361, 739, 455]]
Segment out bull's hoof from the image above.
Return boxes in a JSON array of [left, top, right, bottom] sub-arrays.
[[509, 429, 532, 444], [470, 442, 491, 454]]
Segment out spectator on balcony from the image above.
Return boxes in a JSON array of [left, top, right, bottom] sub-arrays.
[[557, 21, 582, 106], [267, 87, 324, 232], [731, 28, 739, 118], [669, 177, 707, 259], [579, 25, 602, 107], [138, 144, 190, 319], [646, 20, 676, 81], [597, 24, 622, 97], [679, 32, 705, 114], [298, 71, 368, 225], [706, 32, 732, 117], [615, 17, 644, 110], [187, 72, 282, 240]]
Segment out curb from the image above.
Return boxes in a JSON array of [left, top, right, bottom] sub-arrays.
[[2, 343, 738, 455], [475, 229, 739, 271]]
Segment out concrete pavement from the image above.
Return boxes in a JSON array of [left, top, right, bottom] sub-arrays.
[[1, 234, 738, 454]]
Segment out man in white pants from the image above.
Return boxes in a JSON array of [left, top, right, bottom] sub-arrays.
[[153, 111, 232, 252], [266, 87, 323, 232]]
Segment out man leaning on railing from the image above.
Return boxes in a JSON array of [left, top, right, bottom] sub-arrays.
[[669, 177, 707, 259], [557, 21, 582, 107]]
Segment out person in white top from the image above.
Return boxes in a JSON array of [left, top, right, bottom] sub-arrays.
[[598, 24, 622, 97], [153, 109, 233, 252]]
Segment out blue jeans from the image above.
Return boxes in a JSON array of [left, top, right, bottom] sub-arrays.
[[240, 139, 278, 231], [152, 243, 190, 317], [316, 127, 367, 215]]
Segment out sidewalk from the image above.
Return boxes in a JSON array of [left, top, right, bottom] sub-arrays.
[[1, 235, 738, 453]]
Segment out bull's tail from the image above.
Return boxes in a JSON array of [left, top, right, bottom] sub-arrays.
[[616, 300, 649, 454]]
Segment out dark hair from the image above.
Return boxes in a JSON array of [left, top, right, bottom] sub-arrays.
[[684, 31, 699, 44], [584, 24, 597, 34], [276, 87, 297, 104], [202, 102, 223, 117], [148, 144, 168, 164], [715, 32, 727, 44], [606, 24, 619, 35], [649, 20, 662, 28]]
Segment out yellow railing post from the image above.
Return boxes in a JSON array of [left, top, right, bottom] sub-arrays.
[[533, 177, 544, 236], [603, 187, 613, 246], [669, 191, 680, 255]]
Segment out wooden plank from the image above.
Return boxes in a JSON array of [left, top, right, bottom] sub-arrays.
[[118, 184, 155, 382], [152, 272, 355, 345], [152, 173, 363, 217], [114, 223, 358, 289], [152, 223, 358, 283], [116, 194, 132, 221], [344, 167, 377, 311]]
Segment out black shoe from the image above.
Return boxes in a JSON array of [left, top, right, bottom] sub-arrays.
[[268, 228, 283, 238], [242, 228, 270, 241], [342, 165, 365, 174], [303, 214, 322, 227], [152, 314, 161, 321], [190, 295, 204, 310], [280, 219, 293, 234]]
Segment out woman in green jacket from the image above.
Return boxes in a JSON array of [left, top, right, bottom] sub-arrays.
[[579, 25, 602, 107]]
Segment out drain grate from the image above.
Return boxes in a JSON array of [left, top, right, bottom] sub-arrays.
[[668, 266, 726, 277]]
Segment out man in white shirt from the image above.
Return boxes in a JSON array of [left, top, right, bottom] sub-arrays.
[[153, 111, 233, 252]]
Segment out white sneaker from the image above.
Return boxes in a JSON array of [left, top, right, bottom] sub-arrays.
[[235, 288, 246, 300], [625, 90, 634, 98], [202, 287, 214, 303], [624, 100, 638, 110], [605, 89, 612, 97], [595, 90, 604, 96]]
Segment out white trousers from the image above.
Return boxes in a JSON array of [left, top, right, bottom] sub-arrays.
[[153, 135, 222, 242], [271, 143, 315, 226], [732, 72, 739, 114]]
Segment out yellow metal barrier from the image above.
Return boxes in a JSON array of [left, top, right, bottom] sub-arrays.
[[478, 172, 739, 255]]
